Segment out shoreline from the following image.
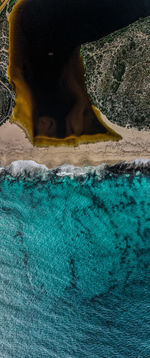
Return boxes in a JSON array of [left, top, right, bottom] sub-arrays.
[[0, 113, 150, 168]]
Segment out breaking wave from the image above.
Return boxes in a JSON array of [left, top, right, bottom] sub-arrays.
[[0, 158, 150, 180]]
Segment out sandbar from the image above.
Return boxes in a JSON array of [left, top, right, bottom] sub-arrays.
[[0, 113, 150, 168]]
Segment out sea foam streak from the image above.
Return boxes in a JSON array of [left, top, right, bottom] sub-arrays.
[[0, 158, 150, 179]]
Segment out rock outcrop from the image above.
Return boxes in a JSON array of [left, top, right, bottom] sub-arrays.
[[82, 17, 150, 130]]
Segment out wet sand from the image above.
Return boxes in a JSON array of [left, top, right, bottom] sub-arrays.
[[0, 113, 150, 168]]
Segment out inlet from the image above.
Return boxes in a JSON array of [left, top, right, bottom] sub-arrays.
[[8, 0, 122, 146]]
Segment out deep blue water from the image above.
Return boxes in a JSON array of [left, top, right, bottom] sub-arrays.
[[0, 165, 150, 357]]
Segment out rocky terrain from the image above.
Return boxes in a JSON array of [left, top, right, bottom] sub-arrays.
[[82, 17, 150, 130], [0, 1, 15, 126]]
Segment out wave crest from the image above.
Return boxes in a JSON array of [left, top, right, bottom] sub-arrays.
[[0, 158, 150, 179]]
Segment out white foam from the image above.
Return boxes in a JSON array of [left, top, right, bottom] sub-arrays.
[[0, 159, 149, 178], [130, 158, 150, 166], [5, 160, 49, 177], [118, 158, 150, 170], [0, 160, 107, 179], [54, 163, 106, 179]]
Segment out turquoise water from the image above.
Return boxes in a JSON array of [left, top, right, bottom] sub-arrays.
[[0, 164, 150, 357]]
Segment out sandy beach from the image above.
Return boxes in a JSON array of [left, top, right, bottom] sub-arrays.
[[0, 113, 150, 168]]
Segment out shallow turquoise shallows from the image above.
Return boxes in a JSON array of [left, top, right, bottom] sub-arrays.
[[0, 169, 150, 357]]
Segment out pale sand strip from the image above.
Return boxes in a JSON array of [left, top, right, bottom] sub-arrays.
[[0, 113, 150, 168]]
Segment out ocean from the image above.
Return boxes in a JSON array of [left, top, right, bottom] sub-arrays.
[[0, 159, 150, 358]]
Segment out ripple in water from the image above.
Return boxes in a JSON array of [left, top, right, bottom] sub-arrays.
[[0, 160, 150, 357]]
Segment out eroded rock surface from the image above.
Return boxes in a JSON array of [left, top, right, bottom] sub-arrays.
[[82, 17, 150, 130], [0, 2, 15, 126]]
